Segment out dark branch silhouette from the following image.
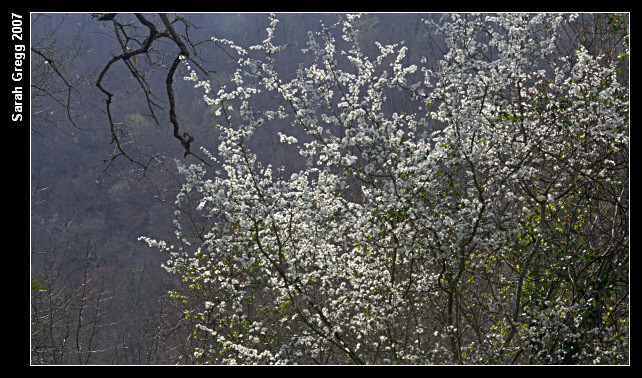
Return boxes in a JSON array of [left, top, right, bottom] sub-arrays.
[[95, 13, 212, 171], [93, 13, 117, 21]]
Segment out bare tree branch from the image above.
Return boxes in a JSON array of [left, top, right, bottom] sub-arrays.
[[94, 13, 211, 171]]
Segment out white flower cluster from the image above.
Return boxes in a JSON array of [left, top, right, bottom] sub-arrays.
[[142, 13, 628, 365]]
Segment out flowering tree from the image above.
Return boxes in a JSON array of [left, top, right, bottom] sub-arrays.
[[140, 13, 628, 364]]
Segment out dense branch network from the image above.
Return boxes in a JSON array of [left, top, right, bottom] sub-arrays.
[[94, 13, 214, 171], [31, 13, 92, 133], [140, 13, 628, 365]]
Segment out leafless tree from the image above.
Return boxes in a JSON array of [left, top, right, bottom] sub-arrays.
[[93, 13, 216, 171], [31, 13, 93, 135], [31, 238, 116, 364]]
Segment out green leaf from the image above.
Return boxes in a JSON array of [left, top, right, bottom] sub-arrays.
[[31, 278, 48, 291]]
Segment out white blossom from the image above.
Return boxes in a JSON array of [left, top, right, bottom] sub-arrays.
[[142, 13, 628, 365]]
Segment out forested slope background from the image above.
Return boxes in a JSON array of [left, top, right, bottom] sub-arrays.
[[29, 13, 628, 365]]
